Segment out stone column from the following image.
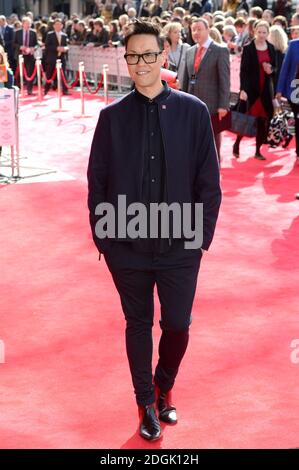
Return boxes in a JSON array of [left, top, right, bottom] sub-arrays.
[[40, 0, 50, 17], [70, 0, 83, 15]]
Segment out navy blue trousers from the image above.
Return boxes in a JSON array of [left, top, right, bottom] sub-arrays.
[[104, 240, 202, 406]]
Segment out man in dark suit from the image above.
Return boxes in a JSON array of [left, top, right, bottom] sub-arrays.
[[0, 15, 15, 71], [44, 18, 69, 95], [88, 20, 221, 442], [14, 16, 37, 95], [182, 17, 230, 159]]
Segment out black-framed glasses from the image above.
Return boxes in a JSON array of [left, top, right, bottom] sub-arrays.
[[124, 51, 162, 65]]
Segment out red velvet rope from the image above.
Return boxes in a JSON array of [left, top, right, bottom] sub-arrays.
[[14, 59, 104, 93], [83, 71, 104, 94], [14, 63, 20, 79], [23, 63, 37, 82], [60, 68, 80, 89], [40, 64, 57, 84]]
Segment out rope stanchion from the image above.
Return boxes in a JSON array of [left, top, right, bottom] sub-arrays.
[[18, 55, 25, 99], [103, 64, 109, 106], [74, 62, 92, 119], [33, 59, 47, 107], [52, 59, 67, 113]]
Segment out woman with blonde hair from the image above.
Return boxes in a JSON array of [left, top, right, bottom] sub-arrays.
[[209, 27, 224, 45], [162, 22, 190, 88], [268, 24, 288, 53], [222, 0, 241, 16], [268, 25, 288, 91]]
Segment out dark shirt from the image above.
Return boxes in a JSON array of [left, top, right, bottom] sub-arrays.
[[130, 83, 172, 253]]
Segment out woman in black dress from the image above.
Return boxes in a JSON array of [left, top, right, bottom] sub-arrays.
[[233, 20, 276, 160]]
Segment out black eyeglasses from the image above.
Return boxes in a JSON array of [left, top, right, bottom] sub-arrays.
[[124, 51, 162, 65]]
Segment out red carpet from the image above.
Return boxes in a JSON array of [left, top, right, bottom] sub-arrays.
[[0, 89, 298, 448]]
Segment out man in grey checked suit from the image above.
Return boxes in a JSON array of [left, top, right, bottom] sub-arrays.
[[182, 17, 230, 159]]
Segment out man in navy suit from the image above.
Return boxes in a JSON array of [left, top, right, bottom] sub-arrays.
[[88, 20, 221, 441], [14, 16, 37, 95], [0, 15, 15, 71], [44, 18, 69, 95]]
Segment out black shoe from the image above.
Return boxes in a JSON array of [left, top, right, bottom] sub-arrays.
[[282, 134, 292, 148], [254, 152, 266, 160], [295, 193, 299, 200], [138, 404, 162, 441], [156, 387, 177, 425], [232, 142, 240, 158]]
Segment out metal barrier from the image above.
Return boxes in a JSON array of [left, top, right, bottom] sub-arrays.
[[66, 46, 242, 94], [67, 46, 132, 92], [0, 86, 20, 179]]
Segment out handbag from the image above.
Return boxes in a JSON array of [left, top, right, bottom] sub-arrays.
[[229, 99, 257, 137], [267, 110, 293, 148]]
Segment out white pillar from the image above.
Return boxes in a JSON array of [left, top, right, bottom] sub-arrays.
[[40, 0, 49, 16]]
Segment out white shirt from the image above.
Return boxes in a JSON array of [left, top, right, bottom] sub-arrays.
[[197, 37, 213, 59], [56, 32, 61, 45]]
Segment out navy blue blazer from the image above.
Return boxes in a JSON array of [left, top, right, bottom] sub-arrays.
[[87, 86, 222, 253], [44, 31, 69, 64], [2, 24, 14, 65]]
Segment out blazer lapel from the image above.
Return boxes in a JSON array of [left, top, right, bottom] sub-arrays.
[[188, 46, 197, 75], [196, 43, 213, 75]]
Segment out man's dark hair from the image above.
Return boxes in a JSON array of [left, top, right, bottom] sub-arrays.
[[124, 20, 163, 50]]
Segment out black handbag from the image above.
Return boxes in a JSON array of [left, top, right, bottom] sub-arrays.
[[229, 99, 257, 137]]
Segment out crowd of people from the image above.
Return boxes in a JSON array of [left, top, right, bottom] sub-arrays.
[[0, 1, 299, 183]]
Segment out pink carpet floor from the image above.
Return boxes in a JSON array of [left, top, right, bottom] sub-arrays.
[[0, 88, 299, 448]]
